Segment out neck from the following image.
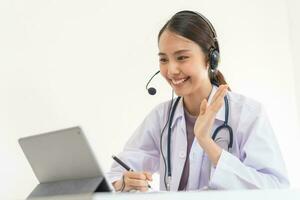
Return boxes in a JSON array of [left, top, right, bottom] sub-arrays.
[[183, 82, 213, 116]]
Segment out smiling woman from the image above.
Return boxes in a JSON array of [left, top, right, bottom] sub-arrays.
[[158, 11, 229, 91], [106, 10, 289, 192]]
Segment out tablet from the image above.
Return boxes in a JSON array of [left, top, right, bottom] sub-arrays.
[[19, 126, 114, 198]]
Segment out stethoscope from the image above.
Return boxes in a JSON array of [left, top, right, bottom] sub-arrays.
[[146, 71, 233, 191]]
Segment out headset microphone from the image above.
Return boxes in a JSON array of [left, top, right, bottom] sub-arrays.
[[146, 70, 160, 95]]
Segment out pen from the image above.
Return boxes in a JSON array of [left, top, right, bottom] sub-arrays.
[[112, 155, 152, 189]]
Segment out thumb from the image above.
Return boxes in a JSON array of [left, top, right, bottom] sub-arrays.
[[200, 99, 208, 115]]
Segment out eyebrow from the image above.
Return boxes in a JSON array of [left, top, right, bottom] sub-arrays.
[[158, 49, 191, 56]]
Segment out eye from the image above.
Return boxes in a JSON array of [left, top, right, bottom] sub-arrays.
[[177, 56, 189, 61], [159, 58, 168, 63]]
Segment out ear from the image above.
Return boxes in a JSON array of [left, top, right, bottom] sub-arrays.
[[205, 56, 210, 70], [206, 62, 210, 69]]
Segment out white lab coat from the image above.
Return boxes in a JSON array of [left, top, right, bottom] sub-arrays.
[[106, 85, 289, 190]]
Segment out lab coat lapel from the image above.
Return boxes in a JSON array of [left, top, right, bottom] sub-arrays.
[[170, 99, 187, 191], [167, 88, 226, 190]]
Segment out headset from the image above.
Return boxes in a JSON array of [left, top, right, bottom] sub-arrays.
[[145, 11, 233, 191]]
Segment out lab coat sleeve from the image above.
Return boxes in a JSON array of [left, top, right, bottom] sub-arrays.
[[105, 105, 162, 184], [209, 105, 290, 189]]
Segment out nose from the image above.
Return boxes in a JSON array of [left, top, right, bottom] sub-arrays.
[[167, 62, 180, 75]]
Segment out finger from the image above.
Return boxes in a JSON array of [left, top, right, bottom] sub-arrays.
[[126, 178, 149, 187], [143, 171, 153, 181], [210, 85, 228, 106], [209, 88, 228, 113], [215, 86, 228, 102], [210, 85, 228, 105], [210, 98, 224, 114], [216, 85, 228, 99], [199, 98, 208, 115], [124, 171, 146, 180]]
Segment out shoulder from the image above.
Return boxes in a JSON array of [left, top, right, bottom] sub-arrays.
[[227, 90, 271, 139], [227, 90, 264, 116]]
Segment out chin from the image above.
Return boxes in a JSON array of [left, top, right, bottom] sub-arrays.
[[173, 89, 191, 97]]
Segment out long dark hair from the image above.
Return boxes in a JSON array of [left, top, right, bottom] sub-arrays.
[[158, 10, 230, 90]]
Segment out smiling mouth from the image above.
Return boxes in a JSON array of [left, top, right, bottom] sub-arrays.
[[170, 77, 190, 86]]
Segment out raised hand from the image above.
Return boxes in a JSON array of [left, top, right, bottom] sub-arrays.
[[194, 85, 228, 143]]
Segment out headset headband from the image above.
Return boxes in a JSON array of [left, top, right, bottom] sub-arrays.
[[176, 10, 219, 52]]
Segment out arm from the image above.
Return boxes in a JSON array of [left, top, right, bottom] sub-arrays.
[[194, 85, 289, 189], [105, 105, 162, 191], [208, 106, 289, 189]]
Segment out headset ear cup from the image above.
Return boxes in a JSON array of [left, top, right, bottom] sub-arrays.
[[209, 49, 220, 70]]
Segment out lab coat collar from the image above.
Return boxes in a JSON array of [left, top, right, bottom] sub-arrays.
[[170, 85, 226, 128]]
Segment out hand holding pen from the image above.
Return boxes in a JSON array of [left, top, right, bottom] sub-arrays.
[[112, 155, 152, 192]]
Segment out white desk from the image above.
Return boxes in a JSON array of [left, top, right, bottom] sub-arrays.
[[94, 189, 300, 200], [26, 189, 300, 200]]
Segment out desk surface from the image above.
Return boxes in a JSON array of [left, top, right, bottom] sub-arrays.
[[94, 189, 300, 200], [22, 189, 300, 200]]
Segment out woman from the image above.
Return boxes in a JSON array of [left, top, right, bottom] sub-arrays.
[[106, 10, 289, 192]]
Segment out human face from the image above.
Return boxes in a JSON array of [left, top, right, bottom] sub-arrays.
[[158, 30, 211, 97]]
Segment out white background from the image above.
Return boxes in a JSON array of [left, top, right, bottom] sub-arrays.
[[1, 0, 300, 199]]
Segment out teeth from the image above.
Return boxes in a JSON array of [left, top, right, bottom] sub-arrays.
[[172, 78, 187, 85]]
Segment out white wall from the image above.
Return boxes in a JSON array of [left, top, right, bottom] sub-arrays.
[[286, 0, 300, 139], [0, 0, 299, 199]]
